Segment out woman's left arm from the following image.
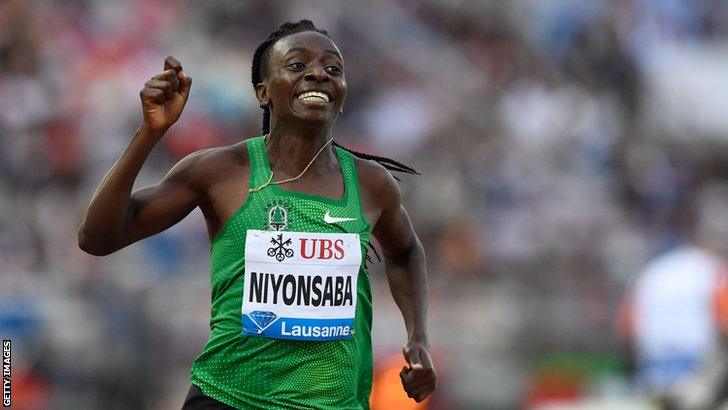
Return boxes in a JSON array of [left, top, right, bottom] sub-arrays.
[[372, 169, 436, 403]]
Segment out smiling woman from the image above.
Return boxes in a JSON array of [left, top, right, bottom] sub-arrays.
[[251, 21, 419, 180], [77, 19, 435, 409]]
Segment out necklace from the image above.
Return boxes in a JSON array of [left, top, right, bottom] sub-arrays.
[[249, 135, 335, 193]]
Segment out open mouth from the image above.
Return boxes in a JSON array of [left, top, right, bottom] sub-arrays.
[[296, 91, 331, 103]]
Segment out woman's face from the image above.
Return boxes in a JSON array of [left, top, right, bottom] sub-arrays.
[[256, 31, 347, 129]]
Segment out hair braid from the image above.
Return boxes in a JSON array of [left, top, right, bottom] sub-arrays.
[[251, 20, 419, 183]]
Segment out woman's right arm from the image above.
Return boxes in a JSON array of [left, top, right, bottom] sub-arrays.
[[78, 56, 194, 256]]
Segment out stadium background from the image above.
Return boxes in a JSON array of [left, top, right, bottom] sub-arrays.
[[2, 0, 728, 408]]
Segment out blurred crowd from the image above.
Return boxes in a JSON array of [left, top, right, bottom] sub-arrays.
[[3, 0, 728, 408]]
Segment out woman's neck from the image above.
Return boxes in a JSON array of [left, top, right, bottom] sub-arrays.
[[265, 122, 337, 179]]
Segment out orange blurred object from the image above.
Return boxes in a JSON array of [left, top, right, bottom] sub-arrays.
[[370, 354, 430, 410]]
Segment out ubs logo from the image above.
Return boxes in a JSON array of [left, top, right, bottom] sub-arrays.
[[267, 234, 294, 262], [300, 238, 345, 260]]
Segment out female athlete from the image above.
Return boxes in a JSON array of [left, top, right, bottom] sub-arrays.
[[78, 20, 436, 409]]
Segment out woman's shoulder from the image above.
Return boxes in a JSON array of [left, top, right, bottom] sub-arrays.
[[185, 139, 251, 167], [171, 140, 252, 188], [350, 155, 402, 208]]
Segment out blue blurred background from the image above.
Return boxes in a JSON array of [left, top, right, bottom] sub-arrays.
[[3, 0, 728, 409]]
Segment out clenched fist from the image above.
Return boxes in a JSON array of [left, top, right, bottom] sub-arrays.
[[400, 340, 437, 402], [140, 56, 192, 134]]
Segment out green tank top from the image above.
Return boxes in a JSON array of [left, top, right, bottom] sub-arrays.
[[190, 136, 373, 409]]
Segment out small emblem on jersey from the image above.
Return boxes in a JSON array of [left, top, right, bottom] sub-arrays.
[[265, 200, 290, 231], [267, 233, 294, 262], [244, 310, 278, 334], [323, 211, 356, 224]]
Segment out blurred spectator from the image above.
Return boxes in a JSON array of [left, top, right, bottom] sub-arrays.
[[617, 183, 728, 409]]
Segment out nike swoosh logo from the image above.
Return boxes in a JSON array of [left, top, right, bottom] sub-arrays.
[[324, 212, 356, 224]]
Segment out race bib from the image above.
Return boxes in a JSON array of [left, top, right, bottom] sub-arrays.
[[242, 229, 361, 341]]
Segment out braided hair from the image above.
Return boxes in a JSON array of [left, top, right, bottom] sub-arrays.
[[250, 19, 419, 181]]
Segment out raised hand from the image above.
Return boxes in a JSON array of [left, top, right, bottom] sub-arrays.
[[139, 56, 192, 134], [400, 340, 437, 402]]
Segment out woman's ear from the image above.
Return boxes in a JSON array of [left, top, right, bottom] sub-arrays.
[[255, 83, 270, 108]]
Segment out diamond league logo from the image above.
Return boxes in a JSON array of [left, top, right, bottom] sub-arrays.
[[247, 310, 278, 334]]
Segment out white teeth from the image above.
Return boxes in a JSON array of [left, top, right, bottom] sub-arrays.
[[297, 91, 330, 102]]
